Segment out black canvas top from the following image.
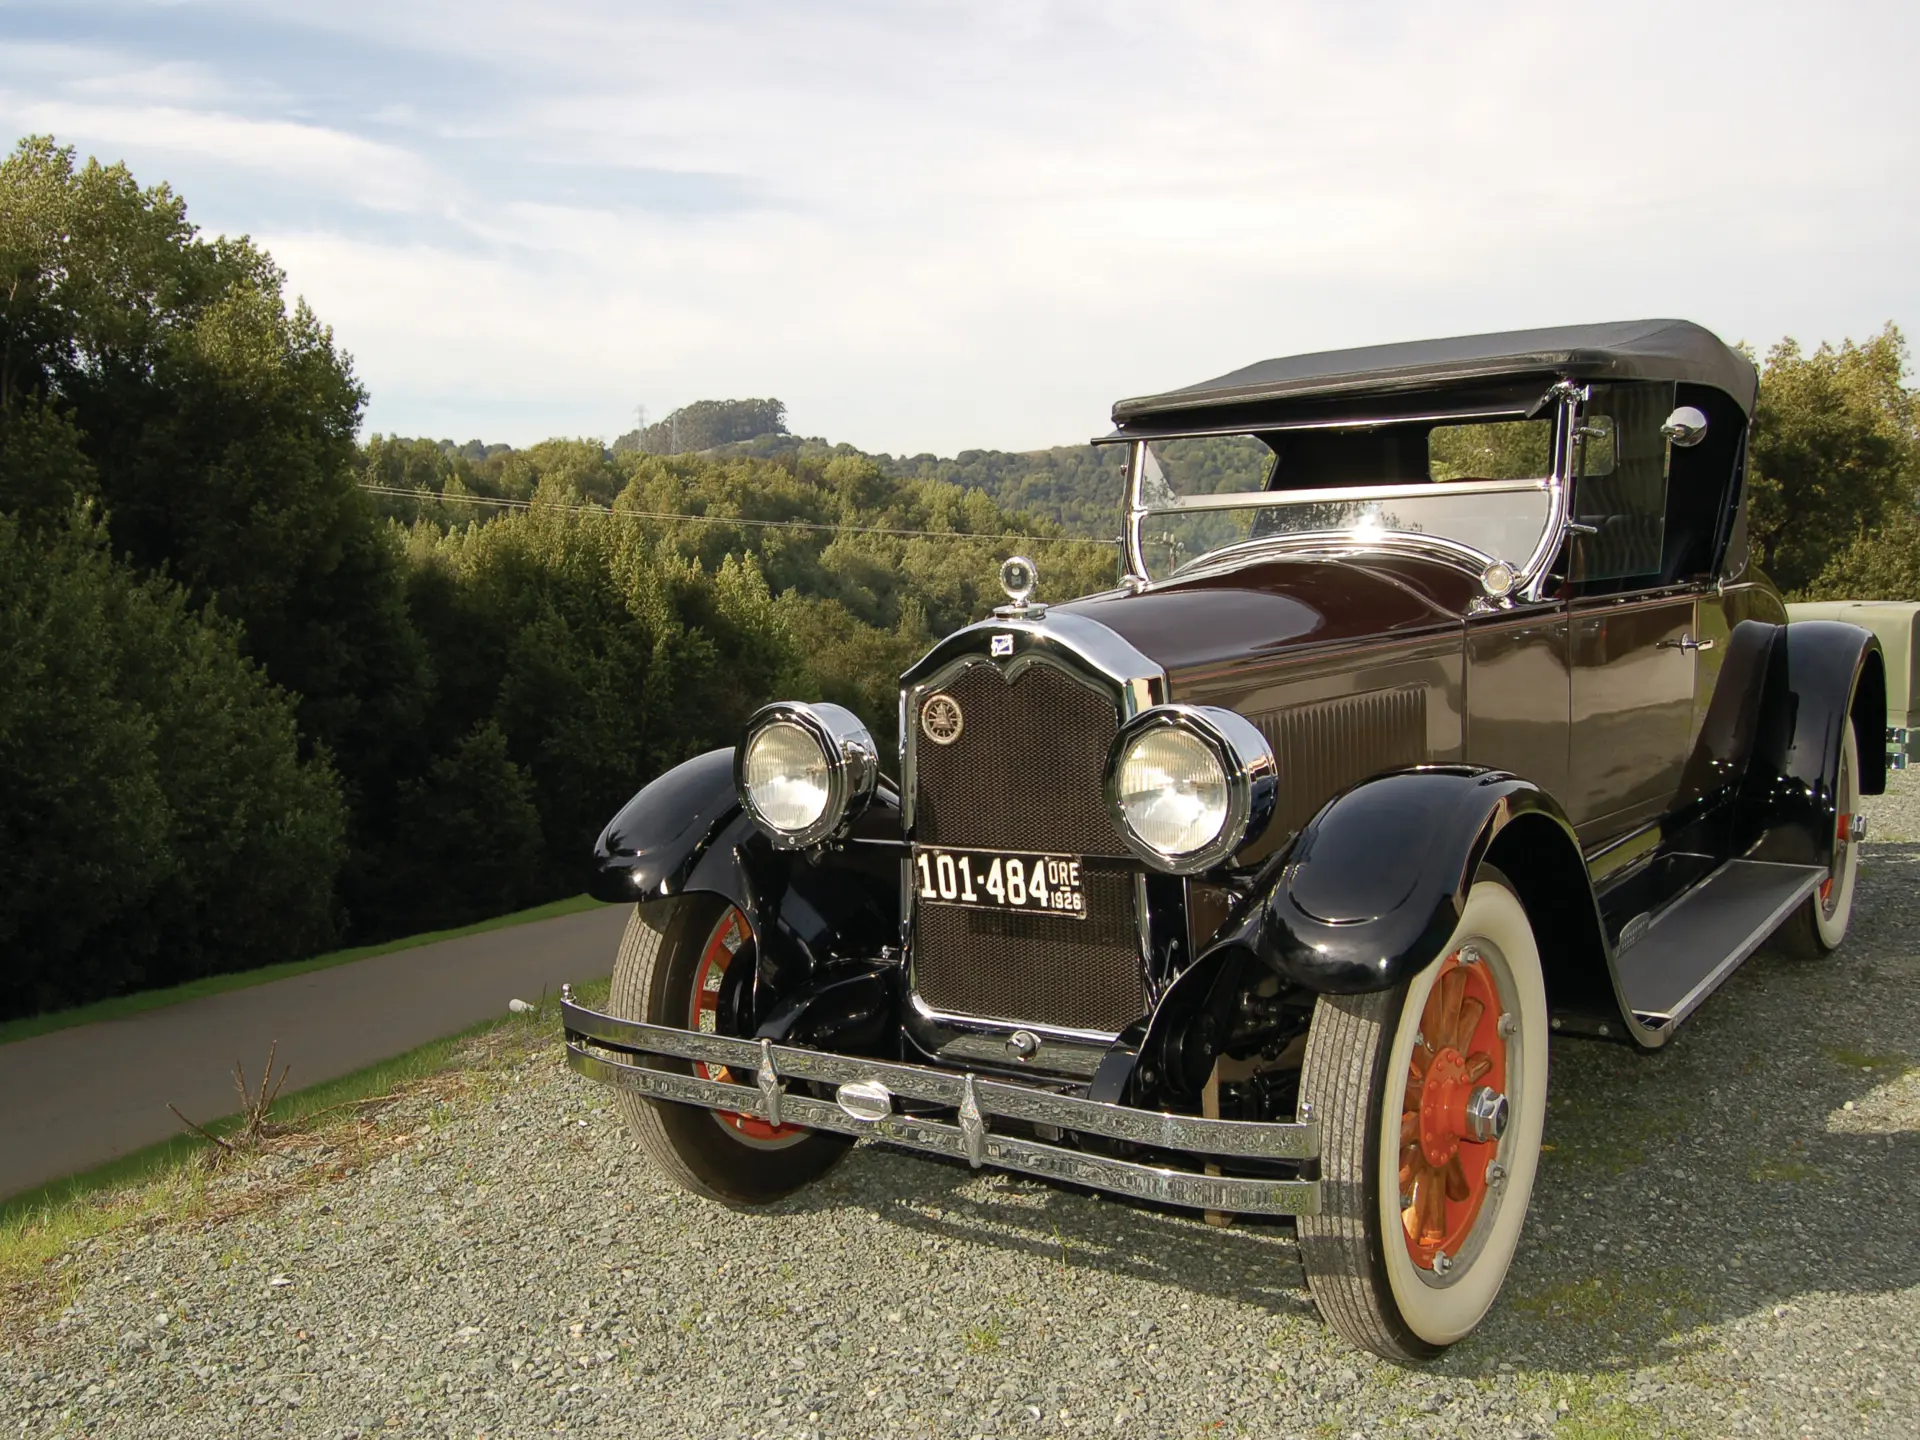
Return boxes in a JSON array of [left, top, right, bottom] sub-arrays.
[[1112, 319, 1758, 425]]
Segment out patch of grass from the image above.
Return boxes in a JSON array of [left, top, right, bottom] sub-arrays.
[[1747, 1156, 1821, 1184], [964, 1318, 1004, 1353], [0, 894, 603, 1048], [1557, 1400, 1660, 1439], [1509, 1266, 1697, 1338], [1822, 1046, 1914, 1072], [0, 979, 610, 1332]]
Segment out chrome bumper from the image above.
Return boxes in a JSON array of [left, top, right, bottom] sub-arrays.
[[560, 997, 1321, 1217]]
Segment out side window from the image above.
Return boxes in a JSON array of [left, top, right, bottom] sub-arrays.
[[1570, 381, 1673, 587]]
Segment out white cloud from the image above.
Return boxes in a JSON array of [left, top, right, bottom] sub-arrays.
[[9, 1, 1920, 450]]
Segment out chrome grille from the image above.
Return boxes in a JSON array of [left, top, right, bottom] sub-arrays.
[[912, 863, 1142, 1033], [909, 657, 1144, 1033], [911, 660, 1129, 855]]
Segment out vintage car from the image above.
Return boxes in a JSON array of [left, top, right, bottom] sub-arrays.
[[560, 319, 1885, 1362]]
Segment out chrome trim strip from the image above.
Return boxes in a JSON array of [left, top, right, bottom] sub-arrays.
[[562, 1001, 1320, 1162], [1145, 530, 1504, 589], [566, 1045, 1321, 1218], [1157, 476, 1548, 513], [907, 993, 1123, 1047]]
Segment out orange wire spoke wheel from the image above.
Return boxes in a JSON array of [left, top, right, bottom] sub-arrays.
[[687, 907, 801, 1144], [1399, 945, 1511, 1272]]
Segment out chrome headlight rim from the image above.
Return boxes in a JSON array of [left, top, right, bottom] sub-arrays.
[[735, 700, 879, 849], [1106, 704, 1277, 874]]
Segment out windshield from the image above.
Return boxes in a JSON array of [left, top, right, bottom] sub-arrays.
[[1129, 417, 1560, 584]]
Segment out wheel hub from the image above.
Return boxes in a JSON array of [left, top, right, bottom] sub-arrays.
[[1399, 949, 1511, 1271]]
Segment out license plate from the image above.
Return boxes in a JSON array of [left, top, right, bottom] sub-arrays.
[[913, 846, 1088, 920]]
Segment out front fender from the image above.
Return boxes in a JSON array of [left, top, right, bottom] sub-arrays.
[[591, 748, 904, 1028], [1250, 767, 1586, 994], [591, 748, 745, 905]]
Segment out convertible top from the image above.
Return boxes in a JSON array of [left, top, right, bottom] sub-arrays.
[[1111, 319, 1758, 426]]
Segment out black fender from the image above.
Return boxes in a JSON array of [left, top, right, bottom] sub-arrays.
[[590, 747, 904, 1034], [591, 747, 749, 906], [1246, 767, 1617, 1020], [1743, 620, 1885, 867], [1091, 768, 1626, 1101]]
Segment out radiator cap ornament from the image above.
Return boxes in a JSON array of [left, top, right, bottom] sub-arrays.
[[994, 555, 1046, 618]]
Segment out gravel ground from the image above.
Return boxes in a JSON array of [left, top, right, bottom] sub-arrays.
[[6, 779, 1919, 1439]]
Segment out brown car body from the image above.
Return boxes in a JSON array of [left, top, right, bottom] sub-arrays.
[[565, 320, 1886, 1360]]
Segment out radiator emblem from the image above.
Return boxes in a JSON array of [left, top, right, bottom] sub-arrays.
[[920, 693, 964, 745], [992, 634, 1014, 657]]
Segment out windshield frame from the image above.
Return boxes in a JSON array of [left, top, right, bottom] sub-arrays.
[[1115, 384, 1582, 600]]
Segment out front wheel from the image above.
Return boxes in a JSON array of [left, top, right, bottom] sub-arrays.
[[608, 896, 850, 1205], [1295, 869, 1550, 1361]]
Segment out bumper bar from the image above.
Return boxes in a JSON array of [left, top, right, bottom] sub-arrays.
[[561, 997, 1320, 1218]]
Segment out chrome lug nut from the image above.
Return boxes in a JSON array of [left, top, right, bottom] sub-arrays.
[[1432, 1251, 1453, 1276], [1485, 1162, 1507, 1187], [1465, 1086, 1509, 1142], [1498, 1013, 1519, 1039]]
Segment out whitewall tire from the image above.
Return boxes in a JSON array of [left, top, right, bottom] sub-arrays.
[[1296, 869, 1550, 1361]]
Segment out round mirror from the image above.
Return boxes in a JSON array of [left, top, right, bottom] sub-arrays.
[[1662, 406, 1709, 448]]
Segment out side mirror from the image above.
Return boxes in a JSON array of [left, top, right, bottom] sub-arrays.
[[1662, 406, 1709, 447]]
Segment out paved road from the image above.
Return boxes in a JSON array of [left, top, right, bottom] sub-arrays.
[[0, 903, 629, 1200]]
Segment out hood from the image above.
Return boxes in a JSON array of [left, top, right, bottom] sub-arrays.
[[1057, 553, 1475, 676]]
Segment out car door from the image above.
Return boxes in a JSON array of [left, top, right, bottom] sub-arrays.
[[1563, 382, 1698, 844], [1567, 589, 1697, 840]]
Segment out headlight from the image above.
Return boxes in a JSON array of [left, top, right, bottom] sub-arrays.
[[1107, 705, 1276, 873], [735, 701, 878, 848]]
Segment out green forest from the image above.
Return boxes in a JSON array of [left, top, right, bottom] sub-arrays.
[[5, 135, 1920, 1020]]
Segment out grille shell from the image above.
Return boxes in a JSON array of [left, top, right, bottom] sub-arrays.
[[907, 655, 1145, 1033]]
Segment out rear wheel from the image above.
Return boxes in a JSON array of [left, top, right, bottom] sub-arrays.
[[1296, 869, 1549, 1361], [609, 896, 849, 1205], [1775, 720, 1862, 957]]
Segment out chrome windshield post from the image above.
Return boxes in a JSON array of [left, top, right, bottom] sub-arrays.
[[1123, 440, 1150, 586], [1518, 380, 1586, 602]]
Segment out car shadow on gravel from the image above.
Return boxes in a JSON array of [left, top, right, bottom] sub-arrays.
[[774, 842, 1920, 1376]]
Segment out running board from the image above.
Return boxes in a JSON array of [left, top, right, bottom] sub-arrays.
[[1612, 859, 1825, 1028]]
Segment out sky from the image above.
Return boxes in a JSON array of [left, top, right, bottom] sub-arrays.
[[3, 1, 1918, 455]]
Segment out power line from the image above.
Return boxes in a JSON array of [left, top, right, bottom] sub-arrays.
[[357, 483, 1120, 548]]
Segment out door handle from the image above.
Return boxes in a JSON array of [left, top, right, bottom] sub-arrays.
[[1657, 634, 1715, 653]]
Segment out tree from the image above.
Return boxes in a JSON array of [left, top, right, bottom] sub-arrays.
[[1747, 325, 1920, 596], [616, 397, 790, 454], [0, 511, 345, 1018], [1, 136, 431, 936]]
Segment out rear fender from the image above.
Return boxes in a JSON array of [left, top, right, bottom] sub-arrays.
[[1743, 621, 1885, 866]]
